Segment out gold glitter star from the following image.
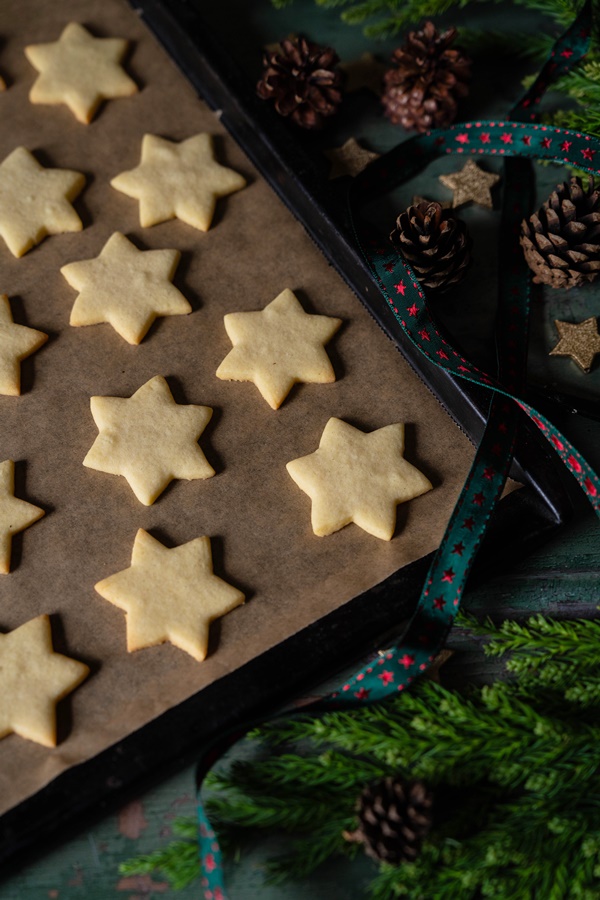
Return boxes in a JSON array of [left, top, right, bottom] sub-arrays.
[[325, 138, 380, 179], [550, 317, 600, 372], [439, 160, 500, 209]]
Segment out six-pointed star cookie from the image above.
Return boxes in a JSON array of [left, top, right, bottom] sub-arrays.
[[0, 460, 44, 574], [95, 529, 245, 661], [111, 133, 246, 231], [0, 147, 84, 257], [25, 22, 137, 124], [550, 317, 600, 372], [0, 295, 48, 395], [61, 232, 192, 344], [0, 615, 89, 747], [439, 159, 500, 210], [216, 289, 342, 409], [83, 375, 215, 505], [286, 418, 432, 540]]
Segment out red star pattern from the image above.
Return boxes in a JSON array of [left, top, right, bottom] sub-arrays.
[[433, 596, 445, 610], [441, 569, 455, 583], [561, 140, 572, 151], [483, 466, 495, 480], [582, 148, 595, 161], [395, 282, 406, 295], [463, 516, 475, 530], [452, 541, 465, 556], [522, 135, 532, 146], [541, 137, 552, 149], [473, 492, 485, 506], [419, 328, 430, 341], [480, 133, 491, 143], [379, 670, 394, 685], [456, 134, 469, 144], [399, 654, 415, 668], [408, 303, 419, 316], [355, 687, 370, 700], [500, 133, 513, 144]]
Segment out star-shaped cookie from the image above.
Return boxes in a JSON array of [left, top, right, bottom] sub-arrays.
[[61, 232, 192, 345], [0, 460, 45, 573], [439, 159, 500, 209], [83, 375, 214, 505], [0, 147, 84, 257], [25, 22, 137, 124], [110, 133, 246, 231], [0, 295, 48, 395], [286, 418, 432, 540], [95, 530, 245, 662], [550, 317, 600, 372], [216, 289, 342, 409], [0, 615, 89, 747]]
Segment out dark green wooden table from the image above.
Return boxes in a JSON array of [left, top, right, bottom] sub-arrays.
[[1, 1, 599, 896]]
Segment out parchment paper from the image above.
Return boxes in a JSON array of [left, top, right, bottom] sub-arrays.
[[0, 0, 479, 817]]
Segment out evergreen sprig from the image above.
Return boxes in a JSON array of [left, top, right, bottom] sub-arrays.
[[119, 612, 600, 897]]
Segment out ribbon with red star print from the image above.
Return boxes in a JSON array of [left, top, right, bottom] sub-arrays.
[[195, 5, 597, 896]]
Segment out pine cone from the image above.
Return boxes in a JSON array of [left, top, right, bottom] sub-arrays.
[[382, 22, 471, 133], [256, 36, 343, 130], [390, 200, 472, 292], [345, 776, 434, 865], [520, 176, 600, 290]]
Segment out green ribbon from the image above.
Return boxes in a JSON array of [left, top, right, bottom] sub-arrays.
[[196, 5, 597, 896]]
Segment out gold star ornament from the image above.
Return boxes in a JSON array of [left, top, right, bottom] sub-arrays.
[[550, 317, 600, 372], [83, 376, 215, 506], [95, 530, 245, 662], [0, 295, 48, 395], [439, 160, 500, 209], [61, 232, 191, 345], [216, 289, 341, 409], [111, 133, 246, 231], [0, 615, 89, 747], [0, 460, 44, 574], [25, 23, 137, 123], [286, 418, 432, 540], [325, 138, 380, 179], [0, 147, 84, 257]]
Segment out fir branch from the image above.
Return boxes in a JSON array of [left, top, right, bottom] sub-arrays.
[[458, 28, 555, 61], [266, 816, 359, 882], [206, 784, 344, 833], [118, 818, 201, 890]]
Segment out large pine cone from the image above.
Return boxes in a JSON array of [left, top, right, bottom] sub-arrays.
[[382, 22, 471, 133], [390, 201, 472, 293], [346, 776, 434, 865], [256, 36, 343, 130], [520, 176, 600, 290]]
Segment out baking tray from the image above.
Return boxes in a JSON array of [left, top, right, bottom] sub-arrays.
[[0, 0, 573, 869]]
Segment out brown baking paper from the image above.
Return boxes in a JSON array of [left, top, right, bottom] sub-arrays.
[[0, 0, 481, 817]]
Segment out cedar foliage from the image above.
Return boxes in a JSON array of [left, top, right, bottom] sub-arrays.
[[120, 613, 600, 899]]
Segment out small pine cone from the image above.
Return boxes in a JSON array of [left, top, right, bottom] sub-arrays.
[[390, 201, 472, 293], [382, 22, 471, 133], [256, 36, 343, 130], [520, 176, 600, 290], [345, 776, 434, 865]]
